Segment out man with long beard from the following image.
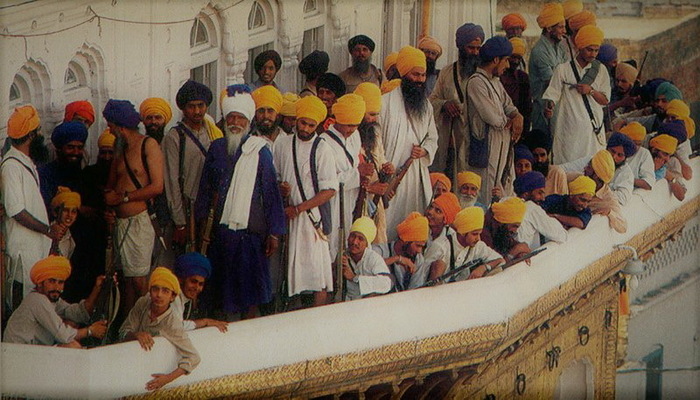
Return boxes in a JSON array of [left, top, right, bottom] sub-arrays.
[[251, 85, 284, 146], [455, 171, 487, 210], [481, 197, 531, 260], [338, 35, 385, 93], [522, 131, 569, 196], [380, 46, 439, 242], [417, 35, 443, 96], [139, 97, 173, 144]]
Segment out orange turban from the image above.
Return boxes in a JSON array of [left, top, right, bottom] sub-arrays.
[[396, 212, 429, 242], [491, 197, 527, 224], [417, 35, 443, 58], [8, 105, 40, 139], [332, 94, 366, 125], [295, 95, 327, 124], [396, 46, 426, 77], [569, 175, 596, 196], [537, 3, 565, 29], [568, 10, 596, 31], [381, 79, 401, 94], [139, 97, 172, 124], [432, 192, 461, 225], [591, 149, 614, 184], [384, 52, 398, 74], [649, 134, 678, 155], [280, 92, 300, 117], [453, 206, 485, 234], [563, 0, 584, 20], [354, 82, 382, 113], [51, 186, 81, 210], [619, 122, 646, 143], [457, 171, 482, 190], [430, 172, 452, 192], [350, 216, 377, 244], [666, 100, 695, 139], [149, 266, 181, 295], [64, 101, 95, 126], [252, 85, 283, 113], [30, 255, 71, 285], [509, 37, 527, 57], [502, 13, 527, 31], [575, 25, 604, 49]]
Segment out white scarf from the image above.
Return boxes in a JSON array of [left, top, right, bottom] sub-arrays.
[[219, 136, 267, 230]]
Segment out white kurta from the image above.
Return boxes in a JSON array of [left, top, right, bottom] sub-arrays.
[[372, 242, 429, 290], [517, 200, 568, 250], [380, 87, 439, 241], [626, 147, 656, 189], [425, 236, 501, 282], [344, 248, 392, 301], [560, 154, 635, 205], [273, 134, 339, 295], [543, 60, 611, 165]]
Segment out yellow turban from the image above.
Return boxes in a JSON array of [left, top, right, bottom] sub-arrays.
[[563, 0, 584, 20], [280, 92, 300, 117], [491, 197, 527, 224], [295, 95, 327, 124], [384, 52, 398, 74], [502, 13, 527, 31], [666, 100, 695, 139], [381, 79, 401, 94], [568, 175, 596, 196], [568, 10, 596, 31], [30, 255, 71, 285], [575, 25, 604, 49], [98, 128, 116, 148], [619, 122, 646, 143], [354, 82, 382, 113], [432, 192, 461, 225], [396, 212, 429, 242], [509, 37, 527, 57], [332, 94, 366, 125], [139, 98, 173, 124], [649, 134, 678, 155], [51, 186, 81, 210], [615, 62, 637, 84], [396, 46, 426, 77], [350, 216, 377, 244], [252, 85, 283, 113], [537, 3, 565, 29], [149, 266, 181, 295], [430, 172, 452, 192], [453, 206, 485, 235], [591, 149, 614, 184], [457, 171, 482, 190], [417, 35, 443, 58], [8, 105, 40, 139]]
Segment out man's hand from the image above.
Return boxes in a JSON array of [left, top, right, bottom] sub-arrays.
[[342, 255, 355, 280], [135, 332, 155, 351], [410, 145, 427, 159], [467, 264, 488, 280], [491, 186, 503, 201], [89, 320, 108, 339], [58, 340, 82, 349], [575, 83, 592, 95], [104, 190, 123, 207], [284, 205, 300, 220], [264, 235, 279, 257], [381, 162, 395, 176], [358, 162, 374, 178], [396, 256, 416, 274], [47, 222, 67, 241], [442, 101, 462, 118], [510, 113, 524, 142], [104, 208, 116, 225], [365, 181, 389, 195], [279, 182, 291, 198], [202, 318, 228, 333]]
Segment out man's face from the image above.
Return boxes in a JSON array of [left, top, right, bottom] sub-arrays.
[[143, 113, 166, 135], [493, 57, 510, 77], [37, 277, 65, 303], [607, 146, 626, 167], [459, 183, 479, 198], [459, 229, 482, 248], [350, 44, 372, 63], [255, 107, 278, 131], [279, 115, 296, 134], [532, 147, 549, 165], [424, 203, 446, 228], [257, 60, 278, 84], [584, 165, 605, 191], [98, 146, 114, 163], [579, 45, 600, 64], [508, 55, 523, 69], [405, 67, 427, 84], [180, 275, 206, 301], [432, 182, 449, 197], [317, 88, 338, 111], [615, 76, 632, 93], [515, 159, 532, 177], [363, 111, 379, 125], [463, 38, 483, 56], [182, 100, 207, 125], [347, 231, 368, 258], [149, 285, 176, 308], [654, 95, 670, 113], [404, 241, 426, 257], [569, 193, 592, 212], [70, 115, 92, 129], [226, 112, 250, 134], [547, 22, 566, 41], [651, 147, 671, 170], [296, 117, 318, 141], [57, 140, 85, 165], [504, 222, 520, 236], [335, 123, 359, 138], [505, 26, 524, 38], [524, 187, 546, 204], [421, 48, 440, 63], [56, 206, 78, 227]]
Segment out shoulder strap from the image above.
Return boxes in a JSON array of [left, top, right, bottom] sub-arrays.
[[325, 130, 354, 165], [310, 136, 323, 195], [1, 156, 39, 187], [569, 60, 603, 134], [473, 71, 502, 103], [452, 62, 464, 103], [446, 232, 455, 271], [123, 136, 153, 190], [175, 123, 208, 157]]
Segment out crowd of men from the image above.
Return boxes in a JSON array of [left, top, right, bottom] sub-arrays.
[[1, 0, 696, 391]]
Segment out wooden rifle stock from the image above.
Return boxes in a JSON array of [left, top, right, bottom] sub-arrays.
[[381, 157, 413, 208], [199, 192, 219, 256], [333, 183, 346, 303], [275, 196, 291, 313], [91, 218, 120, 345]]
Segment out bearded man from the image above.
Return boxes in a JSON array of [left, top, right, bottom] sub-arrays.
[[417, 35, 443, 96], [251, 85, 284, 146], [139, 97, 173, 144], [38, 121, 88, 209], [338, 35, 385, 93]]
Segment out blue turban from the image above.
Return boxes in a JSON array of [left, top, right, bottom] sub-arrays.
[[523, 129, 553, 152], [658, 120, 687, 144], [51, 121, 88, 147], [456, 23, 485, 48], [514, 144, 534, 163], [479, 36, 513, 62], [102, 99, 141, 129], [317, 73, 346, 98], [596, 44, 617, 64], [173, 252, 212, 280], [176, 80, 213, 109], [607, 132, 637, 158], [514, 171, 546, 196], [655, 82, 683, 102], [348, 35, 376, 52], [226, 84, 252, 96]]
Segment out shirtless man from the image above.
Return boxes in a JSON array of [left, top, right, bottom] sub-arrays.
[[102, 99, 164, 316]]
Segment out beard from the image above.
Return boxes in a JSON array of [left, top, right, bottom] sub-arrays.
[[532, 161, 550, 176], [29, 134, 49, 164], [256, 120, 276, 136], [458, 49, 479, 79], [458, 194, 477, 209], [145, 125, 165, 143], [358, 121, 379, 155], [225, 124, 247, 156], [113, 133, 127, 159], [493, 224, 515, 255], [426, 59, 436, 75], [401, 77, 428, 118], [352, 57, 371, 74]]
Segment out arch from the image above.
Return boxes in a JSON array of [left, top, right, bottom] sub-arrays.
[[190, 5, 223, 117], [10, 59, 51, 115], [248, 0, 274, 33], [554, 358, 595, 400]]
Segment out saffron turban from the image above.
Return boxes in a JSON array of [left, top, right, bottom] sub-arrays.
[[348, 35, 376, 52], [417, 35, 443, 58], [51, 121, 88, 147], [98, 129, 116, 148], [453, 206, 485, 235], [298, 50, 329, 76], [509, 37, 527, 57], [149, 266, 181, 295], [176, 80, 213, 109], [252, 85, 283, 113], [607, 132, 637, 158], [7, 104, 40, 139], [523, 129, 552, 152], [457, 171, 482, 190], [103, 99, 141, 129], [350, 216, 377, 244], [63, 101, 95, 126], [295, 95, 327, 124], [563, 0, 584, 20], [597, 44, 618, 64], [332, 94, 366, 125], [222, 90, 256, 122], [432, 192, 461, 225], [658, 120, 687, 144], [396, 212, 429, 242], [479, 36, 513, 62], [568, 10, 596, 31], [354, 82, 382, 113], [514, 144, 534, 163], [591, 149, 615, 184], [254, 50, 282, 72], [317, 73, 347, 98], [396, 46, 427, 77], [31, 255, 71, 285], [619, 122, 646, 143], [430, 172, 452, 192], [491, 197, 527, 224], [501, 13, 527, 31], [537, 3, 565, 29], [384, 52, 398, 74], [575, 25, 604, 49], [139, 98, 172, 124], [514, 171, 546, 196], [381, 79, 401, 94], [615, 62, 638, 84], [649, 134, 678, 155], [655, 81, 683, 102], [51, 186, 81, 210], [455, 23, 485, 48], [569, 175, 596, 196], [280, 93, 300, 117], [666, 99, 695, 139], [173, 252, 212, 280]]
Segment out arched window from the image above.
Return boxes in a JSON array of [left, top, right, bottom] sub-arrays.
[[304, 0, 318, 14], [9, 82, 21, 102], [246, 0, 277, 84], [190, 18, 209, 47], [63, 61, 87, 92], [248, 1, 266, 31], [189, 10, 221, 117]]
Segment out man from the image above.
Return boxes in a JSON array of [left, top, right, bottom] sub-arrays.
[[648, 134, 686, 201], [522, 131, 569, 196], [103, 99, 164, 316], [163, 80, 222, 250], [455, 171, 487, 209], [250, 50, 284, 91], [278, 92, 299, 134], [514, 171, 567, 250], [481, 197, 531, 259], [381, 46, 439, 241], [3, 255, 107, 346], [172, 252, 228, 331], [542, 175, 595, 230], [417, 35, 443, 96], [139, 97, 173, 144], [502, 13, 527, 39], [663, 100, 694, 180], [273, 95, 337, 307], [501, 37, 531, 133], [119, 267, 200, 391], [425, 191, 460, 244], [615, 81, 683, 141], [384, 52, 399, 81], [597, 43, 619, 94], [567, 10, 597, 51], [618, 122, 655, 190], [609, 62, 638, 116], [316, 72, 347, 131], [196, 86, 285, 318], [543, 25, 610, 164], [465, 36, 524, 204], [338, 35, 385, 93], [430, 172, 451, 198], [341, 217, 392, 301], [251, 85, 284, 146], [63, 100, 95, 129], [373, 212, 429, 291], [82, 129, 116, 208], [514, 144, 534, 178], [299, 50, 330, 98], [429, 23, 485, 176], [38, 121, 88, 209], [49, 187, 78, 261]]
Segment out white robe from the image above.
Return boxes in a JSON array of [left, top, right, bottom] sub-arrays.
[[424, 236, 501, 282], [560, 154, 635, 205], [344, 248, 392, 301], [372, 242, 429, 290], [626, 147, 656, 189], [517, 200, 568, 250]]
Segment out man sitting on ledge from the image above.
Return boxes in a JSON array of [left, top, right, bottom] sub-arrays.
[[541, 175, 595, 230]]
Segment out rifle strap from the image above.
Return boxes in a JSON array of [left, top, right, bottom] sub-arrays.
[[446, 232, 456, 272], [174, 123, 208, 158], [569, 60, 603, 135], [452, 62, 464, 103], [0, 156, 39, 187], [292, 135, 323, 227], [325, 130, 354, 165]]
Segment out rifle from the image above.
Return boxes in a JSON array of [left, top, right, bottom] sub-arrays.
[[353, 152, 373, 221], [184, 199, 196, 253], [90, 218, 120, 346], [275, 197, 291, 313], [49, 203, 65, 256], [630, 51, 649, 97], [381, 131, 431, 208], [486, 247, 548, 276], [422, 257, 489, 287], [199, 192, 219, 256], [333, 183, 346, 303]]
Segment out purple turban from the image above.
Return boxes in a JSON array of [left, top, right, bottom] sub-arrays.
[[596, 44, 617, 64], [51, 121, 88, 148], [102, 99, 141, 129], [176, 80, 213, 109], [514, 144, 535, 163], [514, 171, 546, 196], [348, 35, 376, 52], [173, 252, 212, 280], [317, 73, 346, 98], [456, 23, 485, 48], [658, 120, 687, 144], [607, 132, 637, 158], [479, 36, 513, 62]]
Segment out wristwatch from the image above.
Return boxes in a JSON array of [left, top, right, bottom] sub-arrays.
[[352, 275, 360, 283], [122, 192, 130, 203]]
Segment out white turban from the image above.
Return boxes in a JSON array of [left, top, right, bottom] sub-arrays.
[[221, 92, 256, 122]]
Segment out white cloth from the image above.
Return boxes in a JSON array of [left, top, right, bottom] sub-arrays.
[[560, 154, 635, 205], [57, 230, 75, 259], [626, 147, 656, 188], [344, 248, 392, 301], [273, 134, 339, 295], [543, 60, 611, 164], [380, 87, 439, 241], [220, 136, 267, 230], [424, 235, 502, 282], [372, 242, 429, 290], [172, 292, 197, 331], [517, 200, 568, 250]]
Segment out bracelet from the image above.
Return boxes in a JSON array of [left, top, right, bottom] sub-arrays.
[[485, 263, 492, 272], [294, 206, 300, 215], [269, 235, 280, 241], [87, 327, 93, 337], [45, 224, 51, 235]]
